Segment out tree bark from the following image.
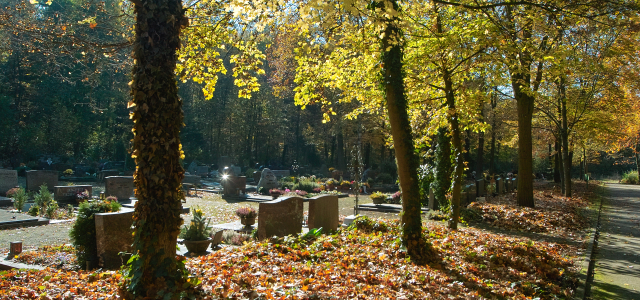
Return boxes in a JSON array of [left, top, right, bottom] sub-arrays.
[[127, 0, 189, 297], [476, 104, 485, 178], [442, 68, 463, 230], [512, 73, 535, 207], [554, 141, 561, 183], [379, 0, 434, 263], [489, 95, 497, 176], [560, 76, 571, 197]]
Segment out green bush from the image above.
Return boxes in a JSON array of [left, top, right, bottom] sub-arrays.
[[69, 200, 122, 267], [621, 170, 639, 184], [11, 187, 27, 212], [28, 205, 39, 216], [294, 179, 319, 193], [347, 216, 388, 233], [376, 173, 393, 184], [33, 184, 52, 208], [45, 202, 59, 219]]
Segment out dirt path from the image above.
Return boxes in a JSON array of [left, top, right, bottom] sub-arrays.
[[590, 183, 640, 299]]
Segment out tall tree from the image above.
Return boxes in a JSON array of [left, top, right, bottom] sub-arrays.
[[125, 0, 191, 297]]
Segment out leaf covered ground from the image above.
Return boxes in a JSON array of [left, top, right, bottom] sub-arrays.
[[1, 218, 582, 299], [463, 181, 593, 234]]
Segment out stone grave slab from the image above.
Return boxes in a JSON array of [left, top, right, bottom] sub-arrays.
[[0, 169, 18, 196], [26, 170, 58, 192], [95, 210, 134, 269], [54, 185, 92, 202], [258, 196, 304, 240], [512, 178, 517, 190], [104, 176, 135, 201], [307, 195, 339, 232], [428, 188, 435, 210]]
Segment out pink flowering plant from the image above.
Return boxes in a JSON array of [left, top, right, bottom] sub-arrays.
[[235, 206, 257, 218]]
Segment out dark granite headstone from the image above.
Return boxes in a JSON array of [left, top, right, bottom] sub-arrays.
[[307, 194, 339, 232], [95, 210, 133, 269], [183, 175, 201, 185], [98, 170, 119, 183], [0, 169, 18, 196], [258, 196, 304, 240], [104, 176, 135, 201], [476, 179, 485, 196], [54, 185, 92, 202], [26, 170, 58, 192], [196, 166, 209, 176], [497, 178, 505, 194]]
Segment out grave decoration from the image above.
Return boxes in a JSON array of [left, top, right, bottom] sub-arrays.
[[236, 206, 257, 228], [179, 207, 212, 253]]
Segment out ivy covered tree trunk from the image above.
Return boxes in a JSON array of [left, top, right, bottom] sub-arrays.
[[379, 0, 435, 264], [126, 0, 190, 297], [433, 127, 452, 210], [442, 69, 463, 230]]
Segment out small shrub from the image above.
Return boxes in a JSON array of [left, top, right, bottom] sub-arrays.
[[258, 186, 269, 195], [33, 184, 52, 208], [269, 189, 284, 197], [67, 204, 74, 216], [6, 187, 19, 198], [294, 179, 320, 193], [376, 173, 393, 184], [347, 216, 388, 233], [11, 187, 28, 212], [45, 202, 59, 219], [370, 191, 386, 202], [621, 170, 639, 184], [69, 199, 121, 267], [28, 205, 39, 216], [63, 169, 74, 176]]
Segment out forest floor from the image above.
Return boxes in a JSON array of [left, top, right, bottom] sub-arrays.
[[0, 180, 603, 299]]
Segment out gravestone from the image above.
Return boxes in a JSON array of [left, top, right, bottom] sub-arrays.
[[253, 171, 262, 183], [461, 191, 468, 206], [307, 194, 339, 232], [257, 168, 279, 192], [271, 170, 291, 178], [211, 230, 224, 247], [428, 188, 435, 210], [0, 169, 18, 196], [104, 176, 135, 201], [26, 170, 58, 192], [512, 178, 517, 190], [258, 196, 304, 240], [95, 210, 134, 269], [505, 179, 511, 192], [232, 166, 241, 176], [98, 170, 120, 183], [476, 179, 485, 197], [467, 184, 476, 204], [196, 166, 209, 177], [497, 178, 505, 194], [218, 156, 231, 172], [187, 161, 198, 175], [54, 185, 92, 202], [183, 175, 201, 185]]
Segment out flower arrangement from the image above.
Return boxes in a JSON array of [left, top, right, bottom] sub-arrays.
[[179, 207, 211, 241], [340, 180, 351, 189], [325, 179, 337, 186], [75, 190, 90, 203], [295, 190, 308, 196], [63, 169, 74, 176], [390, 191, 402, 204], [269, 189, 284, 198], [235, 206, 257, 219], [328, 167, 335, 172], [312, 187, 322, 193]]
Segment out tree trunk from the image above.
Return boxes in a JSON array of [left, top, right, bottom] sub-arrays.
[[380, 0, 434, 263], [512, 75, 535, 207], [336, 130, 346, 171], [476, 104, 485, 178], [127, 0, 189, 297], [554, 141, 561, 183], [433, 127, 451, 210], [560, 77, 571, 197], [442, 68, 463, 230], [489, 95, 497, 176]]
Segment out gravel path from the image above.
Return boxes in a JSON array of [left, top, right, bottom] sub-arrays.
[[0, 222, 74, 254]]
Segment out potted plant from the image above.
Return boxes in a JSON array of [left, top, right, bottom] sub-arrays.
[[370, 191, 387, 205], [325, 179, 336, 191], [179, 207, 212, 253], [236, 206, 257, 227], [340, 180, 351, 191], [269, 188, 283, 199], [390, 191, 402, 204]]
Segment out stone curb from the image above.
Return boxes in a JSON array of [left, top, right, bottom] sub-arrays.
[[0, 257, 45, 271], [574, 184, 605, 300]]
